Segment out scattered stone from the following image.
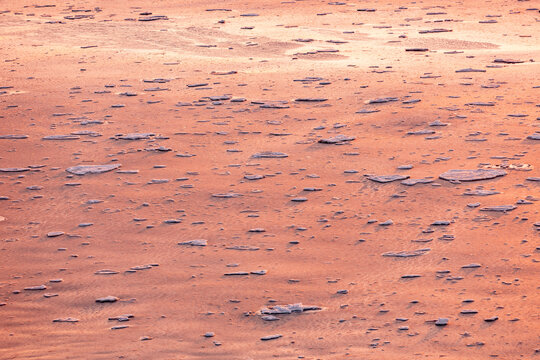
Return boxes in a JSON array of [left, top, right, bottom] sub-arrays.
[[66, 164, 121, 175]]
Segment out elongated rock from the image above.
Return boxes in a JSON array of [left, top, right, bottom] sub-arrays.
[[66, 164, 121, 175], [439, 169, 506, 182]]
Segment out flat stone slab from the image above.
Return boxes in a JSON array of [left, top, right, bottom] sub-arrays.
[[480, 205, 516, 212], [382, 249, 430, 258], [251, 151, 288, 158], [439, 169, 507, 182], [0, 167, 30, 172], [66, 164, 121, 175], [42, 135, 80, 140], [401, 178, 434, 186], [178, 239, 207, 246], [527, 133, 540, 140], [463, 190, 500, 196], [113, 133, 155, 140], [0, 134, 28, 139], [261, 303, 321, 315], [367, 174, 410, 183], [318, 135, 356, 144]]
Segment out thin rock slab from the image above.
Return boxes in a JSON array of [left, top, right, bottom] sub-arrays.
[[0, 134, 28, 139], [95, 296, 119, 303], [0, 167, 30, 172], [527, 133, 540, 140], [178, 239, 207, 246], [439, 169, 507, 182], [318, 135, 356, 144], [261, 334, 282, 341], [42, 135, 80, 140], [261, 303, 321, 315], [367, 174, 410, 183], [66, 164, 121, 175], [251, 151, 288, 158], [382, 248, 430, 258], [365, 97, 398, 104], [401, 178, 434, 186], [53, 317, 78, 323], [480, 205, 516, 212]]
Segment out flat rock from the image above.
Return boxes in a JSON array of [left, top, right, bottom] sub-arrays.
[[401, 178, 434, 186], [480, 205, 516, 212], [251, 151, 288, 158], [95, 296, 119, 303], [367, 174, 410, 183], [382, 249, 430, 257], [66, 164, 121, 175], [0, 134, 28, 139], [0, 168, 30, 172], [527, 133, 540, 140], [178, 239, 208, 246], [318, 135, 356, 144], [463, 190, 500, 196], [53, 317, 79, 323], [42, 135, 80, 140], [261, 334, 282, 341], [439, 169, 507, 182]]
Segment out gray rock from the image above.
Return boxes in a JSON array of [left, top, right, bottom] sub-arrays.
[[261, 334, 282, 341], [24, 285, 47, 291], [42, 135, 80, 140], [0, 167, 30, 172], [382, 248, 430, 257], [66, 164, 121, 175], [480, 205, 516, 212], [251, 151, 288, 158], [527, 133, 540, 140], [435, 318, 449, 326], [439, 169, 506, 182], [367, 174, 409, 183], [47, 231, 64, 237], [178, 239, 208, 246], [401, 178, 434, 186], [318, 135, 356, 144], [95, 296, 119, 303], [0, 134, 28, 139], [463, 190, 500, 196], [52, 317, 79, 323]]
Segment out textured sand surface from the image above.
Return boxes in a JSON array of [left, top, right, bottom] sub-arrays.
[[1, 1, 539, 359]]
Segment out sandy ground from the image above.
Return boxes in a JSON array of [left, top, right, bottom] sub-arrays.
[[0, 0, 539, 359]]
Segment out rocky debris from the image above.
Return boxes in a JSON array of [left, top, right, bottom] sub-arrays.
[[66, 164, 121, 175], [367, 174, 409, 183], [318, 135, 356, 144], [439, 169, 507, 182]]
